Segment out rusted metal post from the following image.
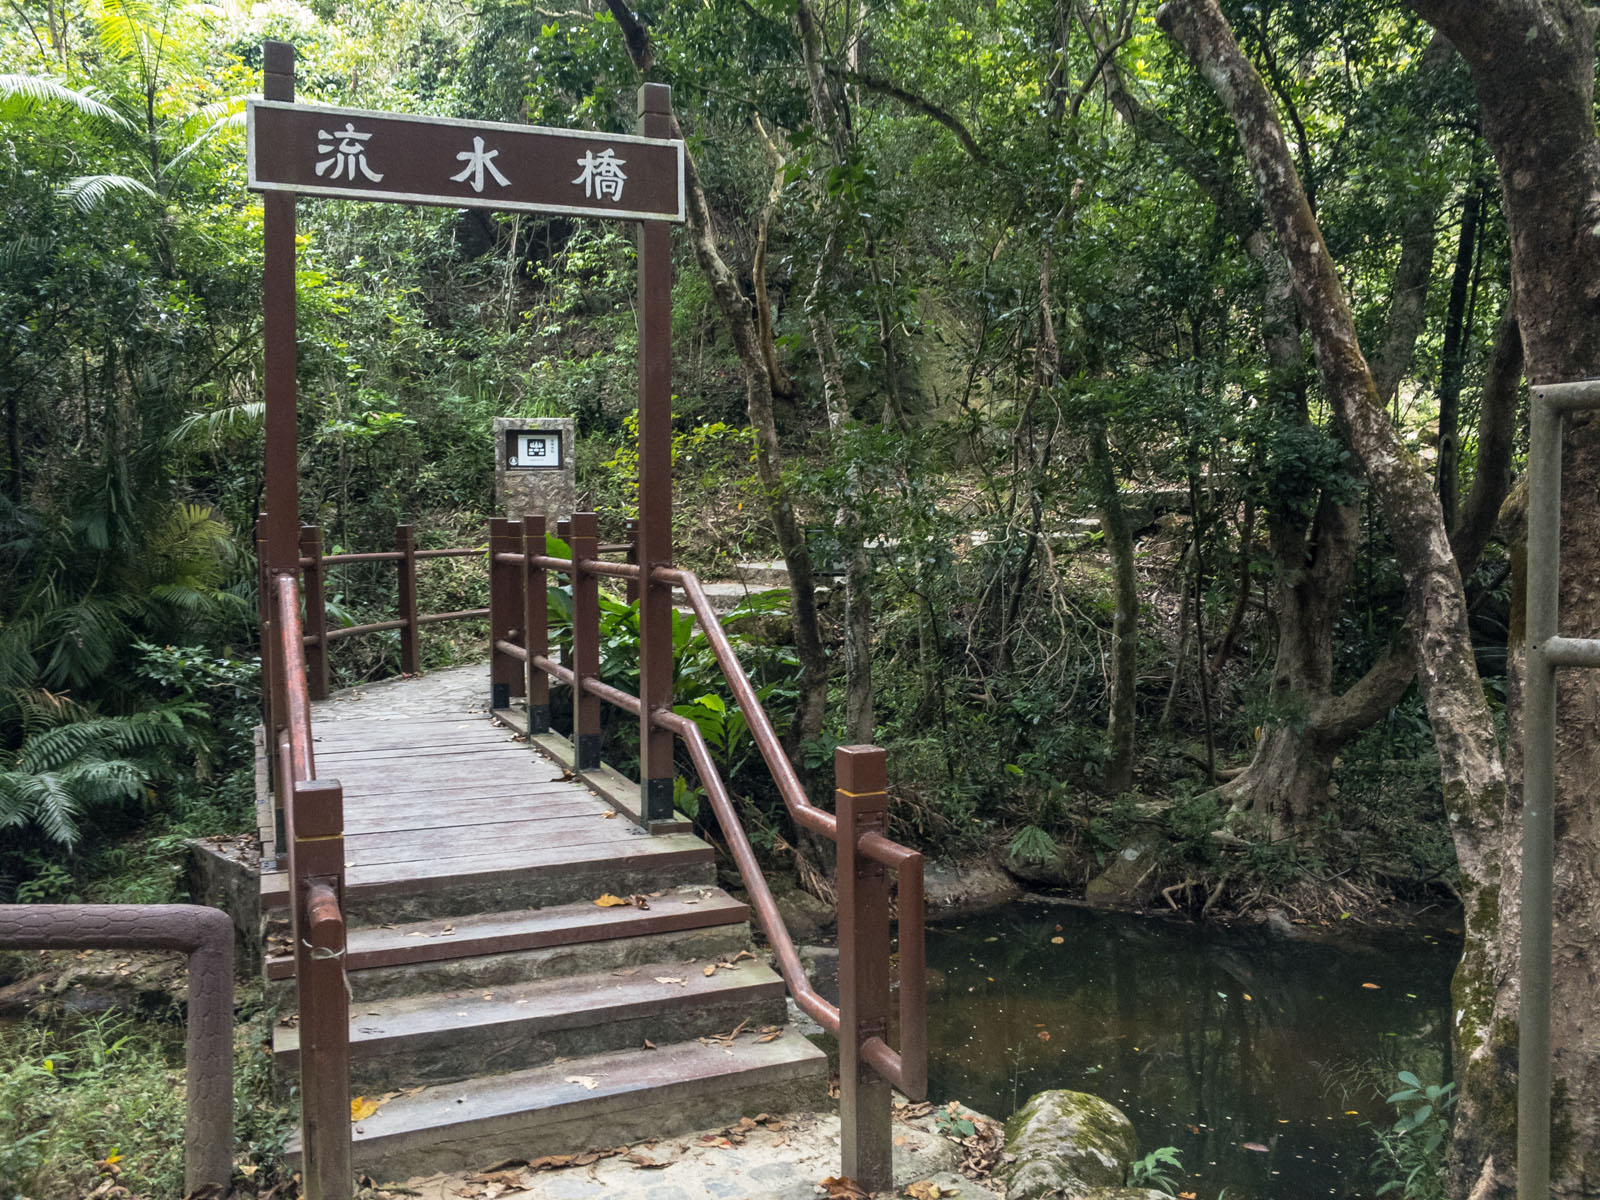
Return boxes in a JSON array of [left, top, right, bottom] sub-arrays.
[[288, 778, 350, 1200], [488, 517, 521, 712], [625, 517, 641, 605], [570, 511, 602, 771], [636, 83, 676, 826], [0, 904, 235, 1196], [524, 515, 550, 734], [300, 525, 330, 700], [836, 744, 892, 1192], [396, 523, 420, 675]]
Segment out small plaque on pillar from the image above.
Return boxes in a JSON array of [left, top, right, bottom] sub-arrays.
[[495, 416, 575, 522]]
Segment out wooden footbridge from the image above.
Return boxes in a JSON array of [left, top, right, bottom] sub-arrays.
[[249, 43, 924, 1198]]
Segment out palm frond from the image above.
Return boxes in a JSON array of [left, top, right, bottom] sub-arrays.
[[58, 173, 159, 213], [0, 235, 55, 273], [0, 74, 134, 131], [169, 401, 264, 447], [163, 102, 244, 174]]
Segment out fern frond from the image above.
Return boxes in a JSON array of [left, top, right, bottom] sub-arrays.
[[169, 401, 263, 447], [0, 74, 134, 131], [58, 173, 159, 213]]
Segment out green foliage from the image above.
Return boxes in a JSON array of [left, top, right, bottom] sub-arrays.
[[1368, 1073, 1456, 1200], [1128, 1145, 1185, 1194], [1008, 823, 1057, 864]]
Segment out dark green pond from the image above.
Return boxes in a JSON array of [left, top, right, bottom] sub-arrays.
[[923, 901, 1460, 1200]]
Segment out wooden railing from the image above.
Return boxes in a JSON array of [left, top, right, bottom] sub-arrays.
[[289, 521, 637, 700], [489, 511, 927, 1186], [264, 567, 352, 1200]]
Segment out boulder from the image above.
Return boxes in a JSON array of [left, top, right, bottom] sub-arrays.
[[924, 858, 1023, 916], [1002, 845, 1076, 889], [1083, 840, 1159, 909], [774, 882, 835, 941], [995, 1090, 1140, 1200]]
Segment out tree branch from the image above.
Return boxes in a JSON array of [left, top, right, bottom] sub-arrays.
[[601, 0, 652, 72], [822, 66, 985, 161]]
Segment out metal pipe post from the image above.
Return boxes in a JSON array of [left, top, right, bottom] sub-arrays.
[[1519, 389, 1565, 1200], [835, 745, 892, 1192], [524, 515, 550, 733], [636, 83, 676, 826], [571, 512, 602, 771], [396, 523, 420, 675], [261, 41, 298, 582]]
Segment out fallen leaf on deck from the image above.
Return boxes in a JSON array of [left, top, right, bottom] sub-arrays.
[[704, 965, 717, 976], [655, 976, 686, 986], [602, 810, 617, 818], [905, 1181, 957, 1199], [626, 1152, 671, 1169], [757, 1031, 781, 1042], [643, 1038, 657, 1049], [630, 893, 651, 909], [565, 1075, 600, 1090], [350, 1096, 382, 1121], [595, 894, 631, 908]]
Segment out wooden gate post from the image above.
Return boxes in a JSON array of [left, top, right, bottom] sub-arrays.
[[256, 514, 275, 737], [624, 517, 640, 605], [835, 744, 892, 1192], [635, 82, 676, 826], [488, 517, 522, 712], [570, 512, 602, 771], [396, 523, 420, 675], [300, 525, 330, 700], [523, 515, 549, 734]]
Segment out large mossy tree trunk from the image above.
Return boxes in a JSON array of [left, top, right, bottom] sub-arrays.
[[1403, 2, 1600, 1194], [1156, 3, 1525, 1195]]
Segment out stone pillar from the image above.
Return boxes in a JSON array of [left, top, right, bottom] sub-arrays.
[[495, 416, 576, 522]]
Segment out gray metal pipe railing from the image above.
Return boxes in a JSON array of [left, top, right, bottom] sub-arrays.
[[0, 904, 235, 1196]]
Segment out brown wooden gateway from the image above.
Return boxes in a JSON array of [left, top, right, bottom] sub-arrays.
[[249, 41, 924, 1200]]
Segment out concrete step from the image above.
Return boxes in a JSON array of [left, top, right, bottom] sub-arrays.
[[264, 886, 752, 1003], [295, 1029, 829, 1181], [276, 957, 789, 1091], [260, 831, 715, 926], [730, 560, 791, 588]]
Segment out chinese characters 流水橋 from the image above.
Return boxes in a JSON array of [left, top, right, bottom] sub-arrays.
[[315, 123, 383, 182], [451, 136, 511, 193], [572, 148, 627, 201]]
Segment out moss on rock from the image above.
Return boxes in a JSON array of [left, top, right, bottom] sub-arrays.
[[996, 1090, 1139, 1200]]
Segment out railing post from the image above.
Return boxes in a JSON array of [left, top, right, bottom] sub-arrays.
[[636, 82, 677, 827], [488, 517, 522, 712], [556, 518, 573, 673], [396, 523, 420, 675], [300, 525, 330, 700], [256, 514, 276, 740], [524, 515, 550, 735], [625, 517, 641, 605], [289, 778, 350, 1200], [835, 744, 892, 1193], [570, 512, 602, 771]]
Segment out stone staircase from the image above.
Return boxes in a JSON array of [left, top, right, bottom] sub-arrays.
[[261, 672, 828, 1183]]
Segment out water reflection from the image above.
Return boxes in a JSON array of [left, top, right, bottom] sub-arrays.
[[924, 902, 1459, 1200]]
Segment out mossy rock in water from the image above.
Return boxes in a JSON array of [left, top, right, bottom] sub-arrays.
[[996, 1090, 1139, 1199]]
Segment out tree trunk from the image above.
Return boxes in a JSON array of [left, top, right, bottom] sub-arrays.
[[1088, 424, 1138, 794], [1157, 10, 1512, 1195], [1437, 183, 1482, 530], [1403, 2, 1600, 1193], [602, 0, 831, 752]]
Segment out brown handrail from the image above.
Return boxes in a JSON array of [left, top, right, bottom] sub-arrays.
[[276, 573, 316, 781], [655, 566, 838, 838], [501, 543, 925, 1099]]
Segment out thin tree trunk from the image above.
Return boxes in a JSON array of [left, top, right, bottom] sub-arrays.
[[1437, 183, 1482, 530], [1089, 424, 1137, 795], [1208, 495, 1254, 676], [602, 0, 829, 751]]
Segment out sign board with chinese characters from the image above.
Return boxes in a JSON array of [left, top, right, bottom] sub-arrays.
[[247, 100, 685, 223], [507, 428, 562, 469]]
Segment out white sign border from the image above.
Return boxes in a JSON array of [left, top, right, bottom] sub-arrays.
[[247, 99, 686, 224]]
